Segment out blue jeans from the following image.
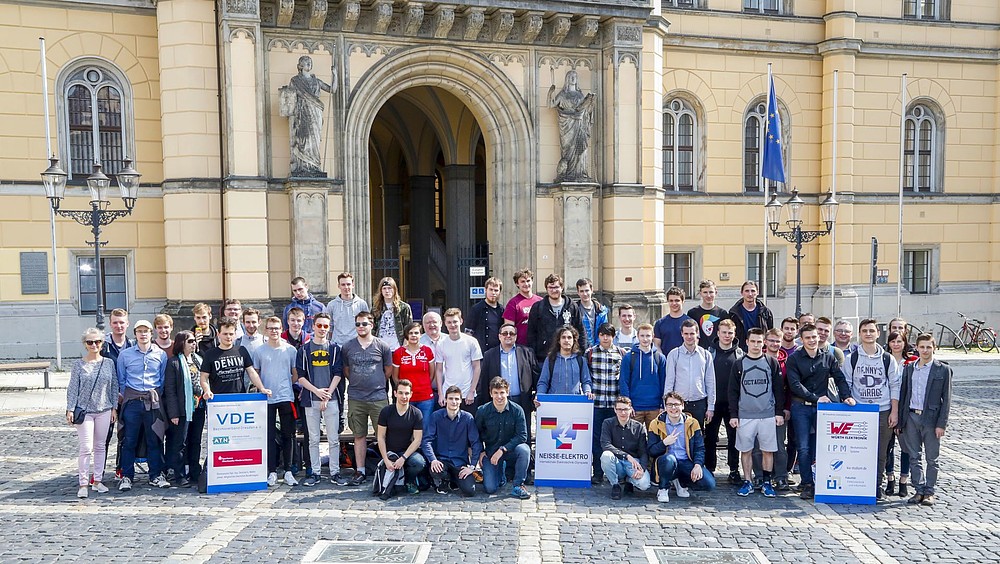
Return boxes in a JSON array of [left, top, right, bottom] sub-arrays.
[[120, 398, 164, 481], [482, 443, 531, 493], [790, 402, 818, 486], [600, 451, 651, 490], [654, 454, 715, 491], [592, 406, 616, 478], [412, 399, 436, 432]]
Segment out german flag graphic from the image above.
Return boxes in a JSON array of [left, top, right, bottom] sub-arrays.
[[540, 417, 558, 429]]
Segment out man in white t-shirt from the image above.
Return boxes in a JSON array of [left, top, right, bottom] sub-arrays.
[[435, 308, 483, 413]]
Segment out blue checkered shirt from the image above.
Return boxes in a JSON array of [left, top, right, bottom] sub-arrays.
[[587, 344, 626, 409]]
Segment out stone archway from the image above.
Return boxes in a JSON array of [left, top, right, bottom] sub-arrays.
[[343, 45, 535, 296]]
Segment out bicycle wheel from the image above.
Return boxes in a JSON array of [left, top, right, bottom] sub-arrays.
[[953, 328, 970, 349], [977, 330, 997, 353]]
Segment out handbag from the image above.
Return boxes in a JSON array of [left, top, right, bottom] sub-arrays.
[[72, 359, 104, 425]]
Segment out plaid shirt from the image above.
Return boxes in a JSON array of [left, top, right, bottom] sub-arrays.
[[586, 344, 626, 408]]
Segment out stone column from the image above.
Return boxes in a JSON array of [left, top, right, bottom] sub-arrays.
[[443, 165, 476, 308], [287, 179, 332, 294], [409, 176, 435, 303], [551, 182, 599, 288], [382, 183, 403, 248]]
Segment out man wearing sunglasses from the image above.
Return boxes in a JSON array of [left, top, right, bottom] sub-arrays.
[[341, 311, 394, 486]]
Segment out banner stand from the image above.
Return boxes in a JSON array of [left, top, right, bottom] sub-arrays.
[[815, 402, 880, 505], [206, 393, 269, 494], [534, 394, 594, 489]]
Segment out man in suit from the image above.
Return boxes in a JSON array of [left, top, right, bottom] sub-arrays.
[[897, 333, 952, 507], [478, 321, 538, 441]]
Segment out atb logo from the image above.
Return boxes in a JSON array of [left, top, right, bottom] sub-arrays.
[[830, 422, 854, 435], [212, 436, 230, 445]]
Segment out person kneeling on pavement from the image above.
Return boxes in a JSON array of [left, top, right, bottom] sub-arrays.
[[374, 379, 426, 500], [599, 396, 651, 500], [647, 391, 716, 502]]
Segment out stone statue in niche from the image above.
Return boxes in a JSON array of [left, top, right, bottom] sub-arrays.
[[279, 55, 336, 177], [548, 69, 596, 183]]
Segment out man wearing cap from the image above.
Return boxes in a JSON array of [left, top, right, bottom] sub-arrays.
[[116, 319, 170, 491]]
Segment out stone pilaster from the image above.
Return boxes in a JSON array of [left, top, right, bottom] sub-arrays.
[[551, 182, 598, 287], [287, 179, 333, 294]]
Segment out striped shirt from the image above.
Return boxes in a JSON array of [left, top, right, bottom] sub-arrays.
[[587, 344, 626, 409]]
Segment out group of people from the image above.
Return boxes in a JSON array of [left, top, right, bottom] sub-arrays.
[[66, 272, 951, 507]]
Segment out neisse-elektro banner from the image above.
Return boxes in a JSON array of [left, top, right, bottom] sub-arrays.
[[815, 402, 880, 505], [207, 393, 268, 494], [534, 394, 593, 488]]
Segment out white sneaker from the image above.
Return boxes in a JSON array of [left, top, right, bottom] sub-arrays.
[[657, 488, 670, 503], [149, 474, 171, 488], [119, 477, 132, 492], [77, 486, 88, 499], [672, 479, 690, 498], [92, 482, 109, 494], [283, 471, 298, 486], [267, 472, 278, 487]]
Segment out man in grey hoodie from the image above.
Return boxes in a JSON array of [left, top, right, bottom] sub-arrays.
[[325, 272, 370, 347], [845, 318, 901, 500]]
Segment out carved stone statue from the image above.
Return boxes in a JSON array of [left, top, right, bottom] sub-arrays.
[[279, 55, 336, 177], [548, 70, 596, 183]]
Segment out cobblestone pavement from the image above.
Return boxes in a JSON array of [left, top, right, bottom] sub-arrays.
[[1, 367, 997, 563]]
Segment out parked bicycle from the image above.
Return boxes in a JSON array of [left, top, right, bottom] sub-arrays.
[[952, 313, 998, 352]]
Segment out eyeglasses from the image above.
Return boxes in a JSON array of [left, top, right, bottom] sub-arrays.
[[834, 329, 852, 334], [84, 340, 102, 346], [665, 403, 683, 408], [266, 327, 283, 331], [614, 407, 631, 412], [355, 322, 371, 327], [500, 331, 516, 336], [186, 339, 197, 344]]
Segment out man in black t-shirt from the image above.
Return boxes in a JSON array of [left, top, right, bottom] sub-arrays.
[[375, 379, 426, 499], [200, 318, 270, 399], [687, 279, 730, 350]]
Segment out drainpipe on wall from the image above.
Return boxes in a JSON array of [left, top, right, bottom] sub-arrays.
[[214, 0, 228, 301]]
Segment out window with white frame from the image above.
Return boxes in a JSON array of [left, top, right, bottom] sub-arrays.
[[664, 252, 695, 297], [903, 0, 940, 19], [58, 60, 133, 180], [903, 103, 942, 193], [747, 251, 778, 298], [78, 256, 128, 315], [744, 0, 782, 14], [664, 0, 698, 7], [663, 98, 697, 191], [744, 99, 787, 193], [902, 249, 931, 294]]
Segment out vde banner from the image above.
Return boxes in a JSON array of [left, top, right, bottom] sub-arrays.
[[815, 403, 880, 505], [534, 395, 593, 488], [207, 393, 268, 494]]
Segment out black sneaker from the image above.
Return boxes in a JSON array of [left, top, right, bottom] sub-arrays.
[[623, 483, 635, 495], [177, 477, 192, 488], [347, 472, 367, 487], [800, 484, 815, 500], [434, 482, 450, 495], [728, 471, 742, 485], [611, 484, 622, 500], [331, 472, 349, 486], [775, 478, 791, 492], [302, 476, 318, 487]]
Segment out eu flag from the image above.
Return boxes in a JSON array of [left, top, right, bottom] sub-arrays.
[[761, 74, 786, 184]]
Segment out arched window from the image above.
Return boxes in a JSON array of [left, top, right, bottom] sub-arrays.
[[663, 98, 697, 191], [904, 103, 943, 193], [743, 98, 788, 193], [57, 59, 133, 180]]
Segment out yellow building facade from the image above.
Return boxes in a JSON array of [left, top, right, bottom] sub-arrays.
[[0, 0, 997, 358]]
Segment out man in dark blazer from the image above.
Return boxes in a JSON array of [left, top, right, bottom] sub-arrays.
[[478, 321, 539, 442], [897, 333, 952, 507]]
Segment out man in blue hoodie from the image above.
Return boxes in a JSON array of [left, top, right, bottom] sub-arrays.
[[575, 278, 609, 347], [284, 277, 327, 334], [619, 323, 668, 428]]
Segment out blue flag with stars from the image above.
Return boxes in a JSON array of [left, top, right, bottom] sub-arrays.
[[761, 74, 786, 184]]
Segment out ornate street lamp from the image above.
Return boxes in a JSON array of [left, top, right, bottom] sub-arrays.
[[765, 187, 839, 317], [42, 157, 141, 330]]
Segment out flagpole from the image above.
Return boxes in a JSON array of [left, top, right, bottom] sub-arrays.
[[40, 37, 62, 371], [830, 70, 838, 319], [896, 73, 907, 319], [761, 63, 771, 306]]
